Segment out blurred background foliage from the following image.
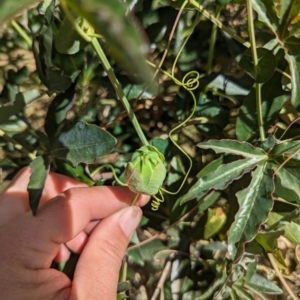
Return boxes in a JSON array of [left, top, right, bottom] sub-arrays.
[[2, 0, 300, 299]]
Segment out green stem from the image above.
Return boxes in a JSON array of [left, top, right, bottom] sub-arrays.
[[11, 20, 32, 48], [246, 0, 265, 142], [207, 6, 221, 75], [90, 164, 126, 186], [60, 0, 91, 42], [90, 38, 149, 146], [61, 1, 148, 145]]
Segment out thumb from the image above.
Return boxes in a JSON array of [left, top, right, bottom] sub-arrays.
[[71, 206, 142, 299]]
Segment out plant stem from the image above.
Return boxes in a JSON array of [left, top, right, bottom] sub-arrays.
[[90, 38, 149, 146], [246, 0, 265, 142], [11, 20, 32, 48], [207, 6, 221, 75], [61, 1, 149, 146]]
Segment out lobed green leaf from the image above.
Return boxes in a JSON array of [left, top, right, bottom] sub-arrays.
[[228, 164, 274, 259], [198, 139, 266, 158]]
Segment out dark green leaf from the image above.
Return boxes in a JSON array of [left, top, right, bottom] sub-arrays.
[[0, 90, 40, 123], [45, 83, 76, 140], [54, 16, 88, 54], [273, 159, 300, 204], [117, 281, 131, 293], [238, 48, 277, 83], [228, 164, 274, 259], [283, 38, 300, 109], [150, 138, 169, 158], [274, 172, 300, 204], [260, 135, 276, 151], [236, 67, 289, 141], [46, 69, 73, 95], [52, 50, 85, 76], [252, 0, 300, 109], [55, 159, 95, 186], [271, 140, 300, 157], [52, 121, 116, 167], [27, 156, 50, 215]]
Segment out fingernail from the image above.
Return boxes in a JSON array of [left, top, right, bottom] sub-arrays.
[[119, 206, 142, 238]]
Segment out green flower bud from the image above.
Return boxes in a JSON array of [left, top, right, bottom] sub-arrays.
[[124, 145, 166, 195]]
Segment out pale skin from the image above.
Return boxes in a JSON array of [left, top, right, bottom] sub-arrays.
[[0, 167, 150, 299]]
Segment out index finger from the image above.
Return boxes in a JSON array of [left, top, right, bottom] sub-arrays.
[[0, 167, 87, 226], [9, 185, 149, 269]]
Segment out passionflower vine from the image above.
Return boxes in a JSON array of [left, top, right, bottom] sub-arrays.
[[124, 145, 167, 195]]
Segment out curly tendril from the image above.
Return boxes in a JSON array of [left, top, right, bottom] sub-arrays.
[[144, 8, 202, 208], [151, 190, 165, 211]]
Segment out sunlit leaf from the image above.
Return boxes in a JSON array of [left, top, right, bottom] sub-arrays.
[[198, 139, 266, 158], [180, 157, 265, 204], [247, 273, 283, 295], [204, 207, 227, 239]]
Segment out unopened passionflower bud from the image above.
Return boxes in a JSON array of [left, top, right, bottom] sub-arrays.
[[124, 145, 166, 195]]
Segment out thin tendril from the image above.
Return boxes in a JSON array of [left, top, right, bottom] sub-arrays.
[[151, 190, 165, 211], [90, 164, 127, 186], [279, 116, 300, 141], [171, 13, 202, 77], [147, 12, 200, 196], [136, 0, 189, 101]]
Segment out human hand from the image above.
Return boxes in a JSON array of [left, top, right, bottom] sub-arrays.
[[0, 167, 149, 299]]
